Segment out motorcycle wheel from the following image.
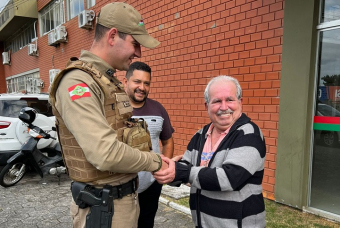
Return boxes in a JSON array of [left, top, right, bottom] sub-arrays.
[[0, 162, 27, 187]]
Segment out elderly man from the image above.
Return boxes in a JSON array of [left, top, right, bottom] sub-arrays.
[[154, 75, 266, 228]]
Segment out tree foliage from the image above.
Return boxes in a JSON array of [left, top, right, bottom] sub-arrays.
[[321, 74, 340, 86]]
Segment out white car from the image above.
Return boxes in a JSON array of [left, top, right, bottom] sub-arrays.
[[0, 93, 58, 166]]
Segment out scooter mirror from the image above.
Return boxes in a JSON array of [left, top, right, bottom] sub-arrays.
[[19, 107, 37, 124]]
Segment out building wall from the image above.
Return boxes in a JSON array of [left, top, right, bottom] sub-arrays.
[[2, 0, 284, 200], [276, 0, 319, 209], [0, 45, 5, 92]]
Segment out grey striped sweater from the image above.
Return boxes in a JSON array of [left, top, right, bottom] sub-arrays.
[[173, 113, 266, 228]]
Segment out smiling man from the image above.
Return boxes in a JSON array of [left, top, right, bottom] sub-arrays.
[[49, 3, 167, 228], [123, 61, 174, 228], [154, 75, 267, 228]]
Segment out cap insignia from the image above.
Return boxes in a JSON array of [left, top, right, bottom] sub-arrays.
[[138, 20, 144, 27]]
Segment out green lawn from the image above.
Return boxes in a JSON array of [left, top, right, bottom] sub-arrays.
[[161, 195, 340, 228]]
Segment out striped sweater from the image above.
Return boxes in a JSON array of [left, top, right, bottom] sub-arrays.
[[173, 113, 266, 228]]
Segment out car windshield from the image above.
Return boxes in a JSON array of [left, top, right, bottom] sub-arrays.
[[0, 99, 53, 117]]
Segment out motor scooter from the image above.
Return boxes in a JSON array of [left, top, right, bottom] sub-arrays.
[[0, 107, 66, 187]]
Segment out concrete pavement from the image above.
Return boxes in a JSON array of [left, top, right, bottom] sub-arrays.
[[0, 171, 194, 228]]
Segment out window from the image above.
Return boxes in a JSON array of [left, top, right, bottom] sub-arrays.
[[87, 0, 95, 9], [321, 0, 340, 22], [6, 70, 41, 94], [66, 0, 84, 20], [0, 7, 9, 27], [4, 22, 37, 53], [40, 0, 65, 35], [310, 0, 340, 216]]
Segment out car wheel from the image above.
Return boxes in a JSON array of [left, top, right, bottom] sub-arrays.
[[0, 162, 26, 187], [321, 131, 338, 147]]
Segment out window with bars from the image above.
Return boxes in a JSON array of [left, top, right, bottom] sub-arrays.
[[6, 71, 41, 94], [4, 22, 37, 53]]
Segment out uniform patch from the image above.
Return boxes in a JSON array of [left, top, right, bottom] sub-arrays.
[[68, 83, 91, 101]]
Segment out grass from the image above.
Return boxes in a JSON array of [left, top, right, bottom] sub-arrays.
[[161, 195, 340, 228]]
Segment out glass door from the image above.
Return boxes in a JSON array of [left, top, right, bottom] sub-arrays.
[[310, 0, 340, 215]]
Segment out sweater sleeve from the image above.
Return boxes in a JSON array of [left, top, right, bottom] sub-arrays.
[[187, 123, 266, 192]]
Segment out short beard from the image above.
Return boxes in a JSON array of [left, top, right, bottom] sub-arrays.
[[128, 89, 148, 104], [131, 95, 146, 104]]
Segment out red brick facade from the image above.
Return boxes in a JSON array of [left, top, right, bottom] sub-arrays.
[[1, 0, 284, 200]]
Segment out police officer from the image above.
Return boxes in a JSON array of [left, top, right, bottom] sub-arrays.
[[49, 2, 166, 228]]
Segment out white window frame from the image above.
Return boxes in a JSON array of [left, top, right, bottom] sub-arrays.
[[87, 0, 95, 9], [39, 0, 65, 36], [66, 0, 84, 21], [6, 69, 41, 94]]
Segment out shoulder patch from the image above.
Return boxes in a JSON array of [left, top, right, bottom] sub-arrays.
[[68, 83, 91, 101]]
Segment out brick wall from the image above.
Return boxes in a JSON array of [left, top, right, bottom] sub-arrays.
[[127, 0, 283, 200], [3, 0, 283, 200]]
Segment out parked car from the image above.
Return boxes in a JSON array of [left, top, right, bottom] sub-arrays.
[[0, 93, 58, 166], [315, 103, 340, 147]]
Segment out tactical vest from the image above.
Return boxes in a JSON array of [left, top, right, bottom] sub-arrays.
[[49, 58, 152, 183]]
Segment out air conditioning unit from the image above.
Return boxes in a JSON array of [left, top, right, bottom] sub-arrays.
[[48, 30, 56, 46], [2, 52, 10, 65], [28, 44, 38, 56], [35, 79, 44, 88], [78, 10, 95, 29], [49, 69, 61, 85], [55, 26, 67, 43]]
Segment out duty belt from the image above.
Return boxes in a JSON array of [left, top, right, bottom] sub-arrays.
[[71, 176, 138, 208], [70, 177, 139, 228], [90, 176, 138, 199]]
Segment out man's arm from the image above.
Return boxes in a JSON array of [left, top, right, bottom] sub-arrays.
[[55, 71, 162, 173], [161, 136, 174, 158]]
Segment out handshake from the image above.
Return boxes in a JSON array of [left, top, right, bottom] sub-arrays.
[[152, 155, 183, 184]]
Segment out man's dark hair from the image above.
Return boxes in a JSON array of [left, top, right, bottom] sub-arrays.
[[125, 62, 151, 80], [94, 23, 128, 41]]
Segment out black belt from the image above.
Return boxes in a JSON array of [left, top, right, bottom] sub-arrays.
[[90, 176, 138, 200]]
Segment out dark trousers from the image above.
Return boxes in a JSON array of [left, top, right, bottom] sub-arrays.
[[138, 181, 163, 228]]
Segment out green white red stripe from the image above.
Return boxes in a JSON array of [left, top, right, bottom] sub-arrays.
[[313, 116, 340, 131], [68, 83, 91, 101]]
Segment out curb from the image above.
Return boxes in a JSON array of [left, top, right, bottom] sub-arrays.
[[159, 196, 191, 215]]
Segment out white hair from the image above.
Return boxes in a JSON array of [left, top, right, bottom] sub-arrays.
[[204, 75, 242, 103]]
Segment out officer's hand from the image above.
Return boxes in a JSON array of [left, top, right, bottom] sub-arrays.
[[153, 157, 175, 184], [171, 155, 183, 162], [159, 156, 169, 171]]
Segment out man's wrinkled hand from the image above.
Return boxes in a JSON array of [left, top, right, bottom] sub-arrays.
[[153, 157, 176, 184]]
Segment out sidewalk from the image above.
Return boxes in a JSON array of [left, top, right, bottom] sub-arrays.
[[159, 184, 191, 215], [0, 172, 194, 228]]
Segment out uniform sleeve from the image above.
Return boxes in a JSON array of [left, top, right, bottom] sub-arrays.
[[54, 70, 161, 173]]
